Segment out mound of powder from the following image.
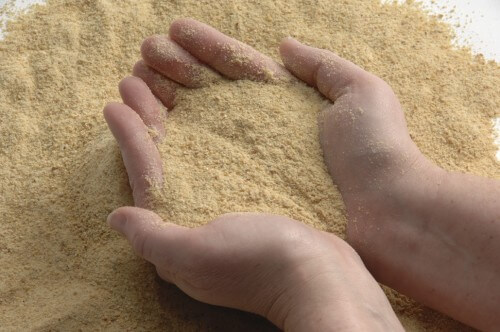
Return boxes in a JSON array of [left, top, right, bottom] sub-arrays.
[[0, 0, 498, 331], [152, 80, 344, 232]]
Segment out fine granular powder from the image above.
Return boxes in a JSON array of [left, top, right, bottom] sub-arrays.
[[0, 0, 498, 331], [152, 80, 343, 233]]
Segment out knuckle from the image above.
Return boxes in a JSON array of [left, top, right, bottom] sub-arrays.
[[175, 255, 218, 292], [130, 229, 150, 258], [156, 266, 174, 283], [352, 70, 389, 91]]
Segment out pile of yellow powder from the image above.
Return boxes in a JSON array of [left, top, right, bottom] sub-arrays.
[[153, 80, 344, 232], [0, 0, 498, 331]]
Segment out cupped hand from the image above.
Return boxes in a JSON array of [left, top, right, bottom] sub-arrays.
[[107, 207, 400, 331], [103, 18, 290, 208], [104, 18, 403, 331], [279, 23, 500, 332]]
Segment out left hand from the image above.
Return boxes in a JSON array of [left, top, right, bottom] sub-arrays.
[[107, 206, 402, 331], [103, 18, 291, 208]]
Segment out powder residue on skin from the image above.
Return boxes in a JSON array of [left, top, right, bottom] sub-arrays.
[[0, 0, 498, 331]]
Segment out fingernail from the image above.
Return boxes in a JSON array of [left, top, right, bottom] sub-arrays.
[[282, 36, 297, 43], [107, 210, 127, 236]]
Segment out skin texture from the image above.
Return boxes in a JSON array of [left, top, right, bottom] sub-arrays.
[[104, 18, 500, 331], [104, 18, 403, 332], [107, 208, 401, 331], [278, 39, 500, 330]]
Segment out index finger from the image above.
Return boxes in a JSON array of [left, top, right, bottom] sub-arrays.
[[103, 102, 163, 208], [169, 18, 291, 82]]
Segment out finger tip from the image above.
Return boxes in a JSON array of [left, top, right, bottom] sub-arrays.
[[103, 102, 122, 120], [118, 76, 138, 95], [119, 76, 150, 102], [103, 101, 132, 121], [140, 35, 157, 51], [107, 207, 129, 233], [132, 60, 147, 77], [132, 61, 159, 85], [131, 63, 177, 110], [169, 18, 189, 38], [279, 37, 302, 58], [169, 18, 206, 44], [280, 36, 297, 45], [103, 102, 145, 144], [140, 35, 166, 62], [170, 17, 195, 32], [109, 206, 165, 231]]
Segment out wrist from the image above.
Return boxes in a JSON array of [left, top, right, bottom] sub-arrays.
[[265, 240, 402, 332], [278, 270, 364, 332], [265, 250, 356, 331]]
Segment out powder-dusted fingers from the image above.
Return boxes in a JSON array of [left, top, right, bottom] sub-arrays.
[[279, 37, 414, 190], [169, 18, 290, 82], [119, 76, 166, 142], [141, 35, 220, 88], [103, 102, 163, 208], [279, 37, 378, 102], [133, 60, 179, 110]]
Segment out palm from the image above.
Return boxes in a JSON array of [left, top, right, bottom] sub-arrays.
[[104, 18, 402, 331], [153, 213, 339, 318]]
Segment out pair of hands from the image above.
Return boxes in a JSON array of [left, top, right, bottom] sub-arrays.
[[104, 19, 403, 331]]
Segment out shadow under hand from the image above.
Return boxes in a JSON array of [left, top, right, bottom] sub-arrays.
[[155, 276, 278, 332]]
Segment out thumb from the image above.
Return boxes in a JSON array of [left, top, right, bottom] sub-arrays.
[[107, 206, 188, 267], [279, 37, 374, 102]]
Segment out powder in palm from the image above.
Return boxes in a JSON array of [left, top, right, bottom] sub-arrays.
[[152, 80, 344, 233]]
